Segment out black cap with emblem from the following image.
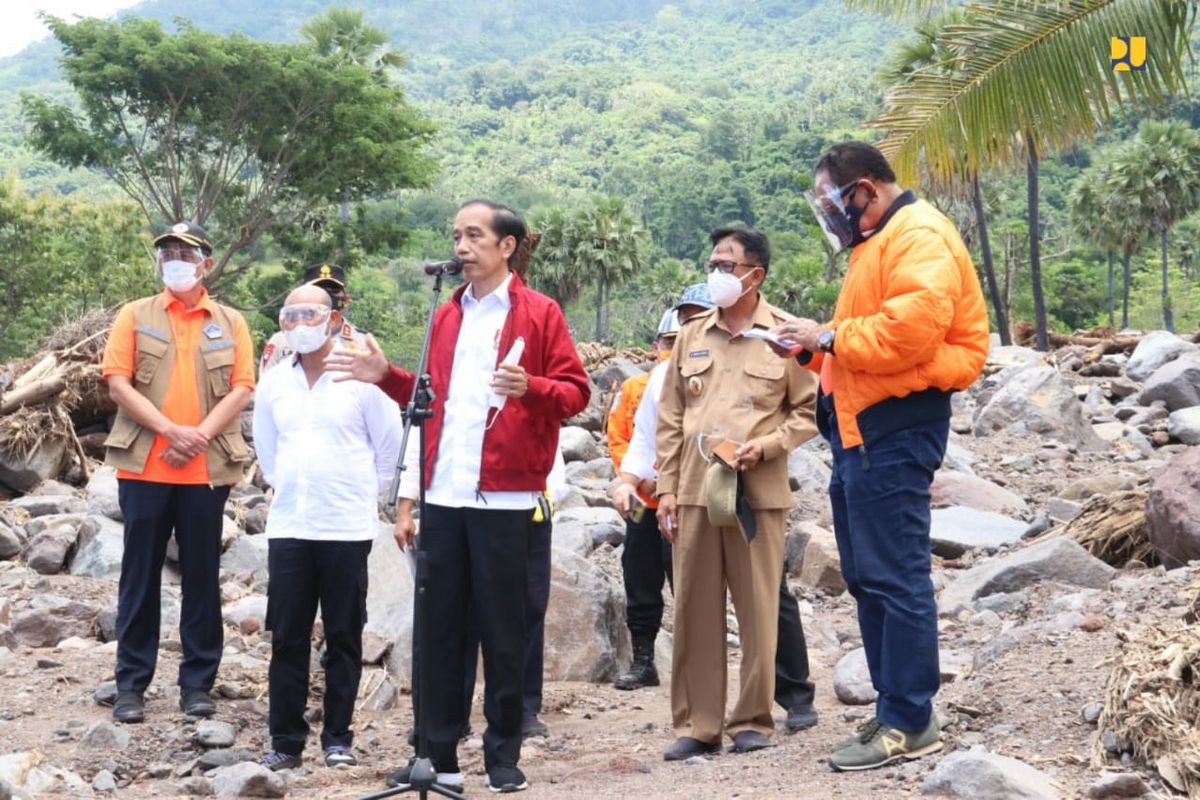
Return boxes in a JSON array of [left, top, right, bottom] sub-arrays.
[[153, 221, 213, 255], [302, 263, 349, 309]]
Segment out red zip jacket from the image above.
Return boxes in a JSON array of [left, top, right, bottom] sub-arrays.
[[377, 272, 590, 493]]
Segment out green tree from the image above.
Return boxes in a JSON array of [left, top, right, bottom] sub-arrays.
[[1069, 162, 1147, 328], [301, 7, 406, 78], [862, 0, 1195, 348], [574, 196, 649, 341], [21, 14, 435, 287], [1109, 120, 1200, 332]]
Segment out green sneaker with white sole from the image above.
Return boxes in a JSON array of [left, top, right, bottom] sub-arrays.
[[829, 715, 942, 772]]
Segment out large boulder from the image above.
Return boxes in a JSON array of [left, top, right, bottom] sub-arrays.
[[209, 762, 286, 798], [0, 437, 69, 493], [931, 472, 1028, 515], [788, 445, 831, 495], [0, 752, 88, 796], [1125, 330, 1198, 382], [1139, 355, 1200, 411], [930, 507, 1026, 558], [219, 534, 269, 579], [973, 366, 1103, 450], [922, 745, 1060, 799], [552, 506, 624, 556], [69, 515, 124, 579], [794, 522, 845, 593], [833, 647, 876, 705], [938, 537, 1114, 613], [563, 379, 606, 432], [559, 426, 603, 463], [1167, 408, 1200, 446], [85, 466, 123, 522], [363, 522, 416, 691], [0, 521, 21, 561], [222, 596, 267, 632], [1146, 447, 1200, 569], [11, 599, 99, 647], [24, 524, 80, 575], [985, 346, 1045, 372], [7, 495, 86, 518], [543, 546, 629, 682]]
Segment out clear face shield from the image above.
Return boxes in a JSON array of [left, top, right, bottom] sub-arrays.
[[803, 181, 860, 255], [278, 303, 332, 330]]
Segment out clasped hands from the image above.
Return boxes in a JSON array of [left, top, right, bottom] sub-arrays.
[[323, 333, 528, 398]]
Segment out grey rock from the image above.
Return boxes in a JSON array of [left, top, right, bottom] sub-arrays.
[[985, 346, 1045, 372], [243, 505, 269, 536], [7, 495, 86, 517], [0, 436, 68, 493], [1046, 498, 1083, 523], [24, 525, 78, 574], [553, 507, 624, 557], [1085, 772, 1149, 798], [1081, 703, 1103, 725], [974, 366, 1104, 450], [222, 596, 267, 632], [1166, 407, 1200, 445], [85, 466, 122, 522], [976, 592, 1029, 615], [932, 472, 1028, 515], [363, 521, 416, 691], [196, 720, 237, 749], [1059, 476, 1129, 502], [564, 457, 615, 483], [210, 762, 286, 797], [940, 648, 973, 683], [11, 601, 98, 647], [833, 647, 877, 705], [921, 745, 1059, 798], [939, 538, 1115, 611], [1146, 446, 1200, 569], [930, 507, 1026, 558], [93, 681, 118, 707], [91, 769, 117, 794], [1125, 330, 1198, 382], [591, 358, 649, 395], [1139, 355, 1200, 411], [97, 608, 117, 642], [219, 534, 269, 578], [788, 446, 832, 494], [943, 438, 977, 476], [563, 379, 606, 432], [0, 522, 20, 561], [21, 513, 84, 538], [558, 426, 602, 463], [70, 515, 124, 579], [179, 777, 214, 795], [544, 546, 630, 682], [357, 669, 399, 711], [198, 749, 252, 769], [795, 522, 845, 593], [79, 721, 131, 750]]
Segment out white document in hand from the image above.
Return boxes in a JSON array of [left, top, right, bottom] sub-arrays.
[[740, 328, 805, 355]]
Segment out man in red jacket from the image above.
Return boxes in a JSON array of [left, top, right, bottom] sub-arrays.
[[325, 199, 589, 794]]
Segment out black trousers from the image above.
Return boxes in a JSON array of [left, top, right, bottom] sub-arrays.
[[462, 517, 552, 719], [266, 538, 371, 756], [620, 508, 813, 710], [414, 504, 531, 772], [621, 511, 674, 640], [115, 479, 229, 693]]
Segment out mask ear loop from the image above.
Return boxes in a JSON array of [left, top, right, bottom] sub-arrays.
[[696, 432, 716, 463]]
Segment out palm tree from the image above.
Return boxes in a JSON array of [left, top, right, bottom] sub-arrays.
[[1069, 163, 1145, 328], [528, 206, 585, 307], [301, 7, 405, 79], [574, 196, 648, 341], [859, 0, 1195, 347], [1109, 120, 1200, 332]]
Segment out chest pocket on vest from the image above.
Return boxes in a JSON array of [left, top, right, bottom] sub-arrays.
[[744, 358, 786, 410], [202, 345, 235, 398], [134, 335, 170, 386]]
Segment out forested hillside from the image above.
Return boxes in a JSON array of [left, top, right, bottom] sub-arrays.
[[1, 0, 1197, 364]]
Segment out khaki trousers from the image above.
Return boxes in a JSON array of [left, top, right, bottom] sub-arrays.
[[671, 505, 786, 743]]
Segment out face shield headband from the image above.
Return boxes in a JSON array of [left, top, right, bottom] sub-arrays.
[[804, 180, 866, 255]]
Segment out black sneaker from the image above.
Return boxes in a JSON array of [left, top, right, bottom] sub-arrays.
[[257, 751, 302, 771], [385, 758, 465, 791], [521, 715, 549, 739], [113, 691, 144, 724], [486, 764, 528, 793], [785, 703, 819, 733], [180, 688, 216, 717], [324, 746, 357, 767]]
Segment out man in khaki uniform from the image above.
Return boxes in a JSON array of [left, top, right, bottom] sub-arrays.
[[656, 225, 818, 760]]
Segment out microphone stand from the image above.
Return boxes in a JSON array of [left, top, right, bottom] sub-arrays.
[[358, 265, 466, 800]]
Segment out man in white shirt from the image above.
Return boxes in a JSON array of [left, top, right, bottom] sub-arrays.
[[252, 285, 402, 771]]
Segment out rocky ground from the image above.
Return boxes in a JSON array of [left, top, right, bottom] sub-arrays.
[[3, 331, 1200, 799]]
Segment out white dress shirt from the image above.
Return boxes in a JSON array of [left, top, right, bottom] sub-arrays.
[[401, 442, 568, 506], [620, 361, 668, 481], [426, 273, 536, 510], [253, 357, 403, 541]]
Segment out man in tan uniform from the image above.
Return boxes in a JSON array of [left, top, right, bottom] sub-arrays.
[[656, 225, 818, 760]]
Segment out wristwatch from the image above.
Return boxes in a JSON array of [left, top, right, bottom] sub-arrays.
[[817, 328, 836, 354]]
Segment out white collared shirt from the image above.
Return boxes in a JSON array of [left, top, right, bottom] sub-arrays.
[[426, 273, 537, 510], [620, 361, 668, 480], [253, 357, 403, 541]]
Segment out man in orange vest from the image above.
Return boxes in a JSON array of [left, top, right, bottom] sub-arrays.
[[771, 141, 989, 771], [101, 222, 255, 724]]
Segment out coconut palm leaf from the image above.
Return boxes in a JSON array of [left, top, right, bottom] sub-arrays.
[[867, 0, 1194, 186]]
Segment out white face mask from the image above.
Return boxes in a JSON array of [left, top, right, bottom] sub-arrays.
[[707, 268, 757, 308], [161, 260, 201, 292], [285, 321, 333, 354]]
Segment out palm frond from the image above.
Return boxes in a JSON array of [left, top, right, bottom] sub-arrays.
[[870, 0, 1195, 186]]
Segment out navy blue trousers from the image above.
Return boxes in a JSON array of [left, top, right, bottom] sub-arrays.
[[115, 479, 229, 694], [829, 417, 947, 731]]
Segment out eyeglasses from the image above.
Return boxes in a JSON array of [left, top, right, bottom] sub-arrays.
[[279, 303, 331, 328], [156, 245, 204, 263], [704, 259, 761, 274]]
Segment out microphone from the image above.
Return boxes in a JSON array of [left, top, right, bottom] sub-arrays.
[[423, 256, 463, 275]]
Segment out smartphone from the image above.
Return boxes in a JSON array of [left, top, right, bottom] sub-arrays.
[[629, 494, 648, 523]]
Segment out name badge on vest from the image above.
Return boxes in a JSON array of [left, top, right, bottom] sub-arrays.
[[203, 323, 223, 340]]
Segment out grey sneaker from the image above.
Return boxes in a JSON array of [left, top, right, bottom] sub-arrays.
[[324, 745, 357, 767], [257, 751, 302, 772], [829, 716, 942, 772]]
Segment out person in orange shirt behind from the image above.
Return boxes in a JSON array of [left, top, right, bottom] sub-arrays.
[[101, 221, 255, 724]]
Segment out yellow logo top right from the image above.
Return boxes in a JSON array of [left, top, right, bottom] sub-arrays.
[[1112, 36, 1147, 71]]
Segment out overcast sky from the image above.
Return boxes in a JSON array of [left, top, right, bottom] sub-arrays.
[[0, 0, 142, 58]]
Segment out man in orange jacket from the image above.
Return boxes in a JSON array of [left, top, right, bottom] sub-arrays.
[[771, 142, 989, 771]]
